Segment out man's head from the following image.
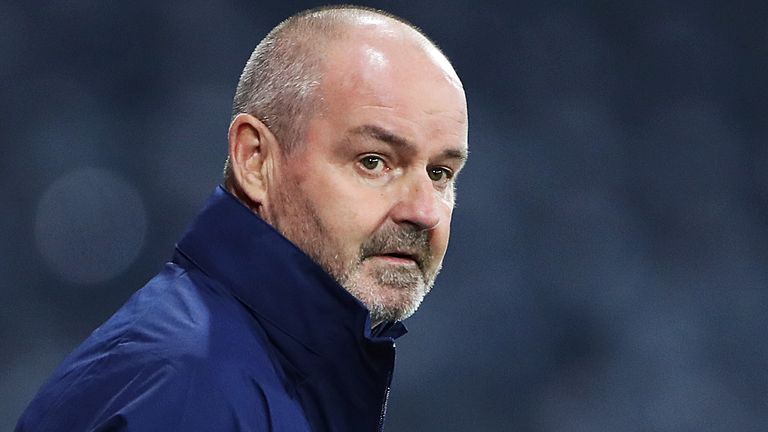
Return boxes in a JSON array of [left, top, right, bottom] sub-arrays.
[[226, 6, 468, 324]]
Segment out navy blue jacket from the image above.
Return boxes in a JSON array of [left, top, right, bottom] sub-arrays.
[[16, 186, 407, 431]]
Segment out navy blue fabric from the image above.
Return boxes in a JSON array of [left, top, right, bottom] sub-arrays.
[[16, 186, 407, 432]]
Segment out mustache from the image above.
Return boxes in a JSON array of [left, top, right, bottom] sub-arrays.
[[360, 225, 432, 271]]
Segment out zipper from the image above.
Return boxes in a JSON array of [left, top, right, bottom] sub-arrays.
[[377, 342, 396, 432], [377, 373, 392, 432]]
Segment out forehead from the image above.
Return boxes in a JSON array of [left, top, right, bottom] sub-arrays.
[[318, 33, 468, 149]]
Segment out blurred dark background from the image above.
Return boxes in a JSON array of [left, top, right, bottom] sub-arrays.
[[2, 1, 768, 430]]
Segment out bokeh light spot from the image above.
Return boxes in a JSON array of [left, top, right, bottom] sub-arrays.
[[34, 167, 147, 285]]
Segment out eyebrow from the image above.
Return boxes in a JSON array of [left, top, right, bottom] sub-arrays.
[[350, 124, 469, 162]]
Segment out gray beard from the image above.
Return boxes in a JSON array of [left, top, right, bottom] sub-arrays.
[[266, 180, 440, 323]]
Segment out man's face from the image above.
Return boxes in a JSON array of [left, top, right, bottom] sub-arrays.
[[264, 33, 468, 323]]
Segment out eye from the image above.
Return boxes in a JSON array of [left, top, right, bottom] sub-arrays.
[[427, 166, 453, 182], [359, 155, 387, 173]]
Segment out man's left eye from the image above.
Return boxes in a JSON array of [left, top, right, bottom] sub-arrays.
[[428, 167, 453, 182]]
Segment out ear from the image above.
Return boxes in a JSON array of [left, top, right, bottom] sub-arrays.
[[227, 113, 280, 210]]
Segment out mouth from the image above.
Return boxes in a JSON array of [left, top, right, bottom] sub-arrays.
[[369, 252, 419, 266]]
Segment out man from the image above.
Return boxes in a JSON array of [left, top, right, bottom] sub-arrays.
[[17, 5, 468, 431]]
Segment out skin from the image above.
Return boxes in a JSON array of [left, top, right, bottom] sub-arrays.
[[228, 18, 468, 324]]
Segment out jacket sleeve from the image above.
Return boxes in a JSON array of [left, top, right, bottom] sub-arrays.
[[16, 350, 273, 432]]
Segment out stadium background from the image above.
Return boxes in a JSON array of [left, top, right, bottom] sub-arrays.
[[2, 1, 767, 430]]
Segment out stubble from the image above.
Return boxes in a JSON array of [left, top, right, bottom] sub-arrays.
[[266, 179, 440, 323]]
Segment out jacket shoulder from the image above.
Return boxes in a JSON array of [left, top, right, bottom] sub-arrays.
[[16, 263, 307, 431]]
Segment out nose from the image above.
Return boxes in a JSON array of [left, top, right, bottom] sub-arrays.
[[389, 173, 441, 231]]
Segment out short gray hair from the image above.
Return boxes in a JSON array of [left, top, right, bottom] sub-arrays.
[[223, 6, 438, 181]]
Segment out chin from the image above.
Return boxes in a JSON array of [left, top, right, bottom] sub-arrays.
[[352, 278, 430, 323], [337, 257, 439, 323]]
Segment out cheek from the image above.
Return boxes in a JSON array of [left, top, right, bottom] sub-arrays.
[[303, 182, 379, 248], [326, 199, 388, 244], [304, 170, 388, 233]]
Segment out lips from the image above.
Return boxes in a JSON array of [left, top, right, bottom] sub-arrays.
[[381, 251, 417, 261], [368, 251, 421, 267]]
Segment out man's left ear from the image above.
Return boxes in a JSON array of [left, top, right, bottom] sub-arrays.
[[227, 114, 279, 211]]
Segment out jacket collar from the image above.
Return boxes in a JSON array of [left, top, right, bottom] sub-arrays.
[[174, 186, 407, 363]]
